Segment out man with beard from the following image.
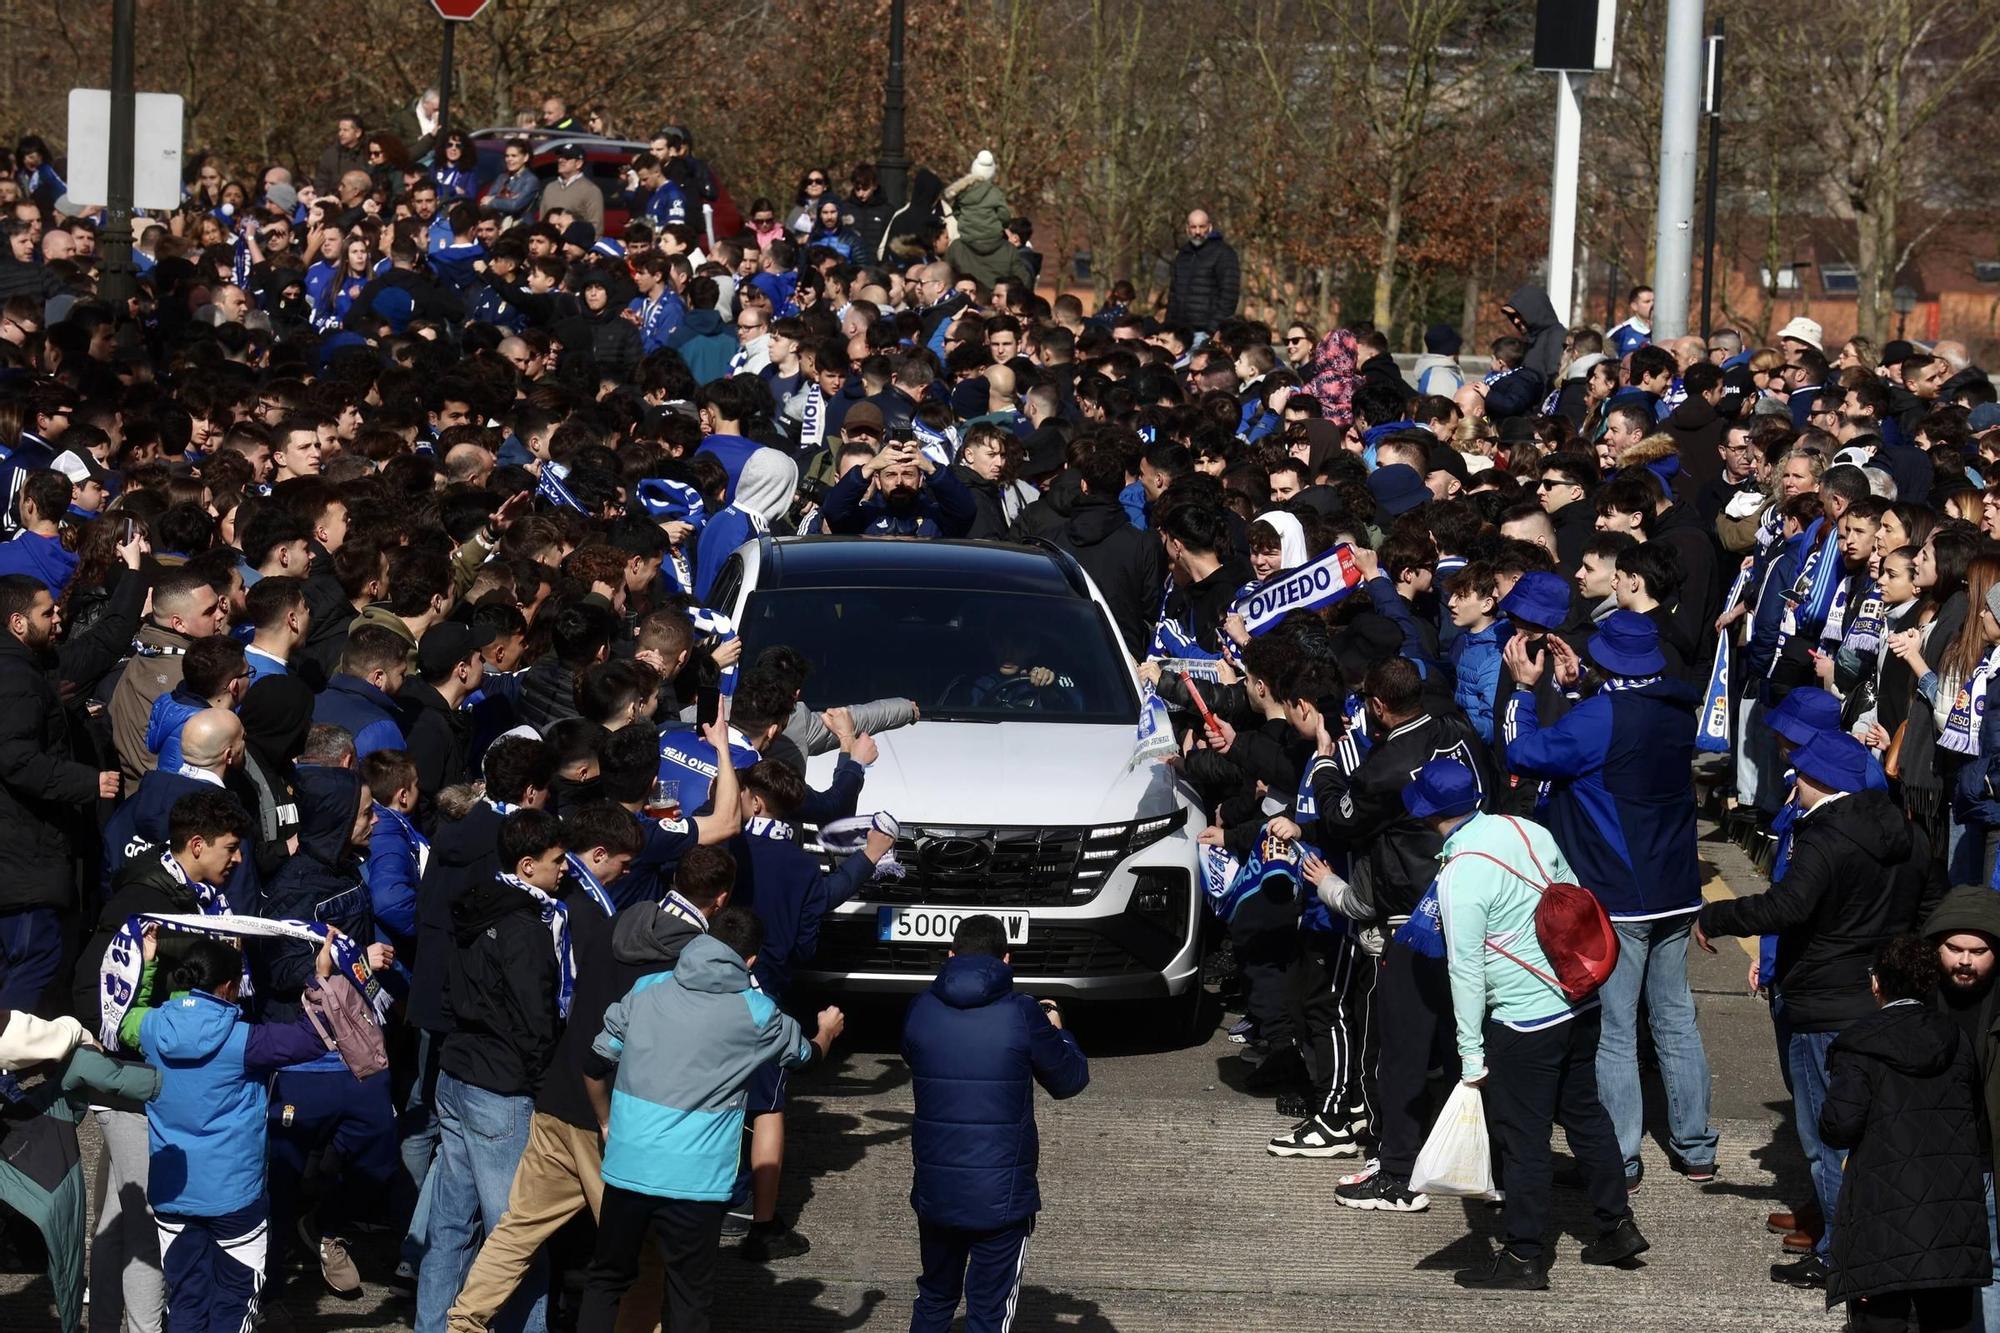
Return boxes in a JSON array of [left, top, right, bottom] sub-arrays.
[[1924, 885, 2000, 1333], [0, 560, 143, 1012], [820, 437, 977, 538]]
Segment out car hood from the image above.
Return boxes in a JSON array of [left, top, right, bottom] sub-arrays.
[[806, 720, 1183, 826]]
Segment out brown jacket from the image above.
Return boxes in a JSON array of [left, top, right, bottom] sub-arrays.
[[109, 622, 193, 796]]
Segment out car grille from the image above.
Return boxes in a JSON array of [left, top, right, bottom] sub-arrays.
[[804, 816, 1179, 906]]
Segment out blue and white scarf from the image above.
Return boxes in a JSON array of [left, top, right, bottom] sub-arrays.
[[1697, 623, 1732, 754], [97, 910, 386, 1049], [798, 384, 827, 452], [913, 419, 958, 469], [536, 462, 588, 514], [1132, 677, 1177, 767], [1940, 646, 1998, 757], [563, 854, 616, 918], [634, 478, 707, 530], [1233, 544, 1362, 637], [819, 815, 906, 880], [498, 872, 576, 1019], [1840, 582, 1886, 657], [687, 606, 739, 696]]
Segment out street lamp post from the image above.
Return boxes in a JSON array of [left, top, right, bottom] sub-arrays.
[[98, 0, 139, 312], [1893, 285, 1917, 338], [877, 0, 910, 208]]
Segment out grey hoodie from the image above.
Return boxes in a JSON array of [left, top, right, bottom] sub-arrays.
[[736, 448, 799, 526]]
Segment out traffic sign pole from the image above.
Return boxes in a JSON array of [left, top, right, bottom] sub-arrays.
[[428, 0, 492, 146], [437, 18, 456, 145]]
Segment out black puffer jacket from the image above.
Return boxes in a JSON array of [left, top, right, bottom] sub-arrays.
[[517, 659, 581, 733], [439, 875, 560, 1097], [1700, 789, 1936, 1032], [1165, 233, 1240, 333], [1311, 708, 1492, 920], [1048, 493, 1164, 659], [1821, 1001, 1991, 1305]]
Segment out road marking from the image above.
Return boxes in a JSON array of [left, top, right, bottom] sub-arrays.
[[1700, 864, 1760, 960]]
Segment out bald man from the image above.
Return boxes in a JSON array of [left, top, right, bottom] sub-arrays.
[[984, 363, 1017, 416], [102, 708, 253, 891], [180, 708, 246, 778], [445, 442, 494, 487]]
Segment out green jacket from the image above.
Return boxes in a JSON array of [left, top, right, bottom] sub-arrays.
[[1437, 812, 1576, 1081]]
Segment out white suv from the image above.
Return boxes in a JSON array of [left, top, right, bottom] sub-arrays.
[[707, 535, 1205, 1025]]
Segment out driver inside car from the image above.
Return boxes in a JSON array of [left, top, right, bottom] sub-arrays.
[[968, 633, 1083, 711]]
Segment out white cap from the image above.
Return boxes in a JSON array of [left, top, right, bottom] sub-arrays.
[[1776, 316, 1823, 352], [970, 150, 997, 181], [49, 450, 94, 485]]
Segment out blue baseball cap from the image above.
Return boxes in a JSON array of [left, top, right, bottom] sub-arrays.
[[1766, 686, 1842, 747], [1366, 463, 1429, 517], [1586, 609, 1667, 677], [1500, 570, 1571, 631], [1402, 758, 1482, 820], [1792, 730, 1872, 795]]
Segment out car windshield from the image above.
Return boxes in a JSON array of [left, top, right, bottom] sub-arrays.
[[737, 586, 1138, 724]]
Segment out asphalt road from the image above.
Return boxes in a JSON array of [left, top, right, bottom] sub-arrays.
[[0, 822, 1844, 1331]]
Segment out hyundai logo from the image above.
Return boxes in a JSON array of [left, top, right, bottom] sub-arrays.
[[917, 835, 993, 876]]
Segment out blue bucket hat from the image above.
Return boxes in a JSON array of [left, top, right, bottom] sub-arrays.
[[1766, 686, 1841, 747], [1792, 730, 1872, 795], [1403, 758, 1482, 821], [1586, 609, 1667, 677], [1366, 463, 1429, 518], [1499, 570, 1570, 631]]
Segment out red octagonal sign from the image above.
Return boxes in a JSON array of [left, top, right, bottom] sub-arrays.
[[432, 0, 491, 19]]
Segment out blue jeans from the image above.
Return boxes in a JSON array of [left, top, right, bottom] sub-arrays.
[[1596, 915, 1718, 1178], [414, 1071, 544, 1333], [1785, 1029, 1841, 1259], [1984, 1174, 1999, 1333], [400, 1032, 441, 1272]]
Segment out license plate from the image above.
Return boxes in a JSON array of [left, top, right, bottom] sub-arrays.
[[877, 907, 1031, 944]]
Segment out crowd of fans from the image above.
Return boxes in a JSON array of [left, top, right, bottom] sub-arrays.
[[0, 93, 1990, 1332]]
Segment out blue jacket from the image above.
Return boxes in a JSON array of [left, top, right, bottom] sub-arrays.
[[731, 817, 875, 1000], [1450, 621, 1504, 744], [692, 433, 761, 503], [313, 673, 405, 758], [1502, 675, 1703, 919], [666, 309, 736, 385], [136, 987, 324, 1216], [657, 725, 868, 828], [902, 953, 1089, 1229], [144, 685, 206, 773], [691, 504, 756, 603], [591, 933, 817, 1201], [366, 802, 426, 952], [633, 290, 685, 354], [0, 529, 77, 594], [255, 766, 372, 1024], [820, 463, 977, 538]]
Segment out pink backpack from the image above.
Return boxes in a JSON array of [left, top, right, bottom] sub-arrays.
[[302, 977, 388, 1080]]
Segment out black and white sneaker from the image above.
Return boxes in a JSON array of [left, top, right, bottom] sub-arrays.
[[1267, 1115, 1364, 1158], [1334, 1171, 1429, 1212]]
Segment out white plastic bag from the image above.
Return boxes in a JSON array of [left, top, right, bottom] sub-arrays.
[[1409, 1082, 1501, 1200]]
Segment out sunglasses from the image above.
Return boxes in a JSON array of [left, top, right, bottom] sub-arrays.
[[807, 177, 828, 186], [1285, 335, 1310, 345], [1535, 478, 1577, 490]]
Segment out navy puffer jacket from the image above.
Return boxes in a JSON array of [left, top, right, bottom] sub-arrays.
[[901, 953, 1089, 1230]]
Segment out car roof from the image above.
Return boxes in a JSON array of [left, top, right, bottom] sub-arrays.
[[758, 536, 1087, 596]]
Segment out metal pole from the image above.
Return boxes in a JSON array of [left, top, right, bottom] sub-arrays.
[[1547, 70, 1582, 326], [436, 20, 457, 146], [98, 0, 138, 311], [877, 0, 910, 207], [1697, 18, 1725, 340], [1650, 0, 1705, 339]]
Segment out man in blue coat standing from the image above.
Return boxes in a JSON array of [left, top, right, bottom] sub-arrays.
[[902, 913, 1089, 1332], [1501, 609, 1718, 1189]]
